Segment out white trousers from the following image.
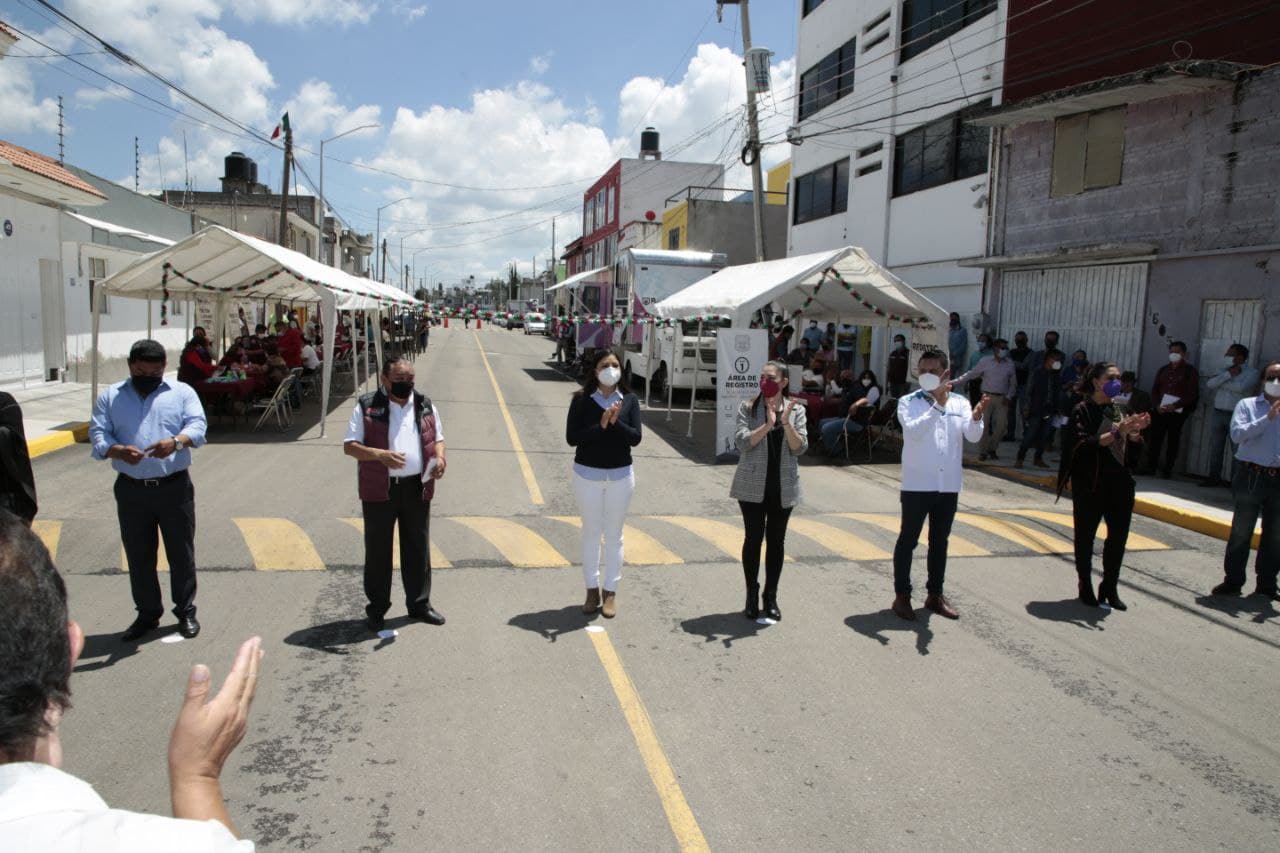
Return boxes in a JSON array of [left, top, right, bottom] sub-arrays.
[[572, 470, 635, 591]]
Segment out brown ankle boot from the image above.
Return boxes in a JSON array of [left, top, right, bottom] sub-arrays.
[[583, 588, 600, 614], [601, 590, 617, 618], [892, 592, 915, 620], [924, 593, 959, 619]]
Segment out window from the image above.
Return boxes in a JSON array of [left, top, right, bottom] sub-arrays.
[[793, 158, 850, 225], [857, 162, 883, 176], [900, 0, 997, 62], [857, 141, 884, 159], [88, 257, 110, 315], [668, 227, 680, 250], [892, 100, 991, 196], [798, 37, 856, 121], [803, 0, 826, 15], [606, 185, 615, 224], [1051, 107, 1125, 197]]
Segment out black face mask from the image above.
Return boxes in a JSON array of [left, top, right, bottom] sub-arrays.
[[389, 380, 414, 398], [131, 374, 162, 396]]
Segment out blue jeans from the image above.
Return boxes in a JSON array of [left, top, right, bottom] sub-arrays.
[[819, 416, 863, 453], [1223, 465, 1280, 592]]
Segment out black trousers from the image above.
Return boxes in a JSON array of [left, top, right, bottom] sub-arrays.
[[1071, 482, 1135, 582], [893, 491, 958, 595], [739, 490, 792, 598], [362, 478, 432, 619], [115, 472, 197, 619], [1145, 411, 1188, 475]]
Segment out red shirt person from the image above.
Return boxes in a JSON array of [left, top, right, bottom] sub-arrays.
[[275, 321, 304, 368], [1143, 341, 1200, 478]]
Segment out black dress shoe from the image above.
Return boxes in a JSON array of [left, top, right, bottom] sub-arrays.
[[121, 616, 159, 642], [178, 615, 201, 639], [1251, 588, 1280, 602], [413, 607, 446, 626], [366, 613, 386, 631], [762, 598, 782, 622], [1211, 582, 1243, 596]]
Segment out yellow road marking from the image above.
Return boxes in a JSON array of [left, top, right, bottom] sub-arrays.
[[549, 516, 684, 565], [32, 520, 62, 561], [788, 517, 891, 560], [1000, 509, 1170, 551], [588, 629, 710, 853], [232, 518, 325, 570], [954, 512, 1073, 554], [339, 518, 452, 568], [120, 541, 170, 573], [451, 516, 568, 567], [650, 515, 791, 562], [834, 512, 990, 557], [474, 333, 544, 505]]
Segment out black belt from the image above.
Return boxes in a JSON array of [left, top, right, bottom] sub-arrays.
[[389, 473, 422, 485], [118, 470, 188, 487], [1243, 462, 1280, 477]]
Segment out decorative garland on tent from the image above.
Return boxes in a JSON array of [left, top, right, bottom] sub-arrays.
[[428, 306, 731, 326], [157, 261, 416, 309], [825, 267, 935, 327]]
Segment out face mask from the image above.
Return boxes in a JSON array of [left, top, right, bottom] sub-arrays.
[[1073, 358, 1086, 367], [1050, 361, 1062, 371], [950, 319, 960, 328], [1223, 356, 1237, 369], [918, 373, 942, 392], [894, 341, 905, 350], [978, 341, 989, 350], [995, 348, 1008, 358], [389, 380, 414, 398], [760, 377, 781, 398], [598, 366, 622, 387], [1169, 352, 1183, 364], [1266, 379, 1280, 398], [131, 374, 162, 396], [1102, 378, 1123, 398], [861, 378, 872, 387], [1016, 341, 1027, 349]]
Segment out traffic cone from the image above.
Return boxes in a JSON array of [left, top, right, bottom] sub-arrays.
[[476, 317, 482, 329], [443, 317, 449, 328]]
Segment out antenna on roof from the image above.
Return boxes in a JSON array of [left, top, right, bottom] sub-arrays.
[[134, 136, 140, 192], [182, 130, 190, 207], [57, 95, 64, 164]]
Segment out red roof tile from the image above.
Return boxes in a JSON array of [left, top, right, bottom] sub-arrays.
[[0, 139, 107, 200], [0, 20, 17, 41]]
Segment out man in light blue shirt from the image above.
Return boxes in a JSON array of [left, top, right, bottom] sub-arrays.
[[1212, 359, 1280, 600], [90, 339, 208, 641], [1201, 342, 1261, 487]]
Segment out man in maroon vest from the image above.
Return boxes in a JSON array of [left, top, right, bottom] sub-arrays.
[[343, 357, 447, 630]]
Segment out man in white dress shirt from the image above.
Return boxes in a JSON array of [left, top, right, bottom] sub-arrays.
[[0, 510, 262, 850], [344, 358, 447, 630], [893, 350, 988, 621]]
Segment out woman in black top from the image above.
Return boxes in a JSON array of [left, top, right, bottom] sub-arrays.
[[566, 349, 642, 618], [1059, 362, 1150, 609]]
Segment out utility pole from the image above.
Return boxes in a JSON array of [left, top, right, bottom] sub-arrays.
[[277, 121, 293, 248], [134, 137, 140, 192], [57, 96, 64, 164], [719, 0, 767, 262]]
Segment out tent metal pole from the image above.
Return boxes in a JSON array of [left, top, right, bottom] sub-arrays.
[[146, 297, 152, 337], [319, 292, 337, 439], [90, 284, 101, 404], [665, 323, 674, 422], [373, 308, 385, 386], [686, 319, 702, 438]]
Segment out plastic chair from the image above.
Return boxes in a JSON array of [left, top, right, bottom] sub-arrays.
[[251, 376, 295, 431]]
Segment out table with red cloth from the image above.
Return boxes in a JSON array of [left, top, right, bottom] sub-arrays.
[[195, 374, 266, 410], [793, 392, 842, 431]]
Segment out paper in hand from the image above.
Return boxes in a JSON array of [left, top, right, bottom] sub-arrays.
[[1159, 393, 1183, 413]]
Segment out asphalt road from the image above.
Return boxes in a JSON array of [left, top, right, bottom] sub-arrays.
[[29, 324, 1280, 851]]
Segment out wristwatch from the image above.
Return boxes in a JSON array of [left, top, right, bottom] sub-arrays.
[[172, 434, 184, 449]]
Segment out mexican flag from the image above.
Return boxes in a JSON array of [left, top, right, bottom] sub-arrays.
[[270, 112, 290, 140]]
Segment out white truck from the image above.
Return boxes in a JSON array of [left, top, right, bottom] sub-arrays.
[[612, 248, 727, 396]]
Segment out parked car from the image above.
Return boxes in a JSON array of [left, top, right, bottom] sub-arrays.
[[524, 312, 547, 335]]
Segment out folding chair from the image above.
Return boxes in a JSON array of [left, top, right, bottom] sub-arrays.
[[867, 396, 901, 458], [332, 352, 353, 390], [251, 376, 295, 431]]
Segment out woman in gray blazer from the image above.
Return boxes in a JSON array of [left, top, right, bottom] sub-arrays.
[[730, 360, 808, 621]]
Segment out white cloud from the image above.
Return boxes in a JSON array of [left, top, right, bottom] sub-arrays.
[[282, 80, 382, 138], [225, 0, 378, 26], [392, 2, 428, 21], [529, 52, 552, 76], [0, 61, 60, 135]]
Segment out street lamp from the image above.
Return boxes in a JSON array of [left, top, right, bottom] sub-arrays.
[[411, 248, 433, 297], [398, 227, 429, 292], [318, 123, 380, 265], [375, 196, 412, 282]]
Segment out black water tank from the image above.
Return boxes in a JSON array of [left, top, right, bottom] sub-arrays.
[[248, 159, 258, 186], [224, 152, 250, 181], [640, 127, 660, 157]]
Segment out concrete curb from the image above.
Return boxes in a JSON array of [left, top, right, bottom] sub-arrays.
[[974, 460, 1254, 548], [28, 423, 89, 460]]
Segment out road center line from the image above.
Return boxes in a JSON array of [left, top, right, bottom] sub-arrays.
[[587, 628, 710, 853], [473, 331, 544, 505]]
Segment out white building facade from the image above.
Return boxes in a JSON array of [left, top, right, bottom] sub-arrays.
[[787, 0, 1008, 363]]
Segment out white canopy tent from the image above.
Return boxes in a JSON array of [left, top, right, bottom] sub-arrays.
[[650, 246, 950, 434], [544, 265, 609, 293], [95, 225, 420, 437]]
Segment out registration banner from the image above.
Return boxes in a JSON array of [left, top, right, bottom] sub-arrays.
[[715, 328, 769, 462]]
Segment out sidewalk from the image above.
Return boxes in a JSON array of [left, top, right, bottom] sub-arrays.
[[1, 380, 94, 458], [967, 443, 1257, 547]]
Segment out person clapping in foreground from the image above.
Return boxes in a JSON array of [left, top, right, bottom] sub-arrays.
[[0, 510, 263, 850]]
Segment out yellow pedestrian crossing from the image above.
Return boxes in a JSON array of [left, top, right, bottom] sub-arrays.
[[548, 516, 684, 565], [32, 520, 62, 561], [34, 509, 1182, 573], [233, 518, 326, 570], [451, 516, 569, 568], [1000, 509, 1170, 551], [788, 517, 890, 561], [835, 512, 991, 557], [954, 512, 1074, 554], [649, 515, 792, 562], [339, 518, 453, 568]]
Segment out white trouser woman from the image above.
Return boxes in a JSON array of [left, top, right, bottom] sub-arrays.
[[573, 470, 635, 595]]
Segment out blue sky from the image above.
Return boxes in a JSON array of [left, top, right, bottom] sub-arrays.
[[0, 0, 799, 283]]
